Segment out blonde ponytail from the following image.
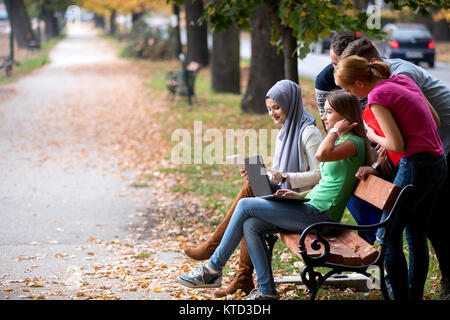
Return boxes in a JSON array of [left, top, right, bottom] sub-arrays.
[[369, 60, 391, 79], [334, 55, 390, 88]]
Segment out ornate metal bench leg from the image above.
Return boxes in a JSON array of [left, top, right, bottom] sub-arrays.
[[301, 266, 324, 300], [265, 234, 278, 257], [263, 235, 279, 275]]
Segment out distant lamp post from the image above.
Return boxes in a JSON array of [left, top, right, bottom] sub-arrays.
[[8, 0, 14, 65], [36, 0, 41, 42], [3, 0, 14, 76]]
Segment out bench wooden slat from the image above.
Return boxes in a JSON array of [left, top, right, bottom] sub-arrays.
[[330, 230, 379, 265], [277, 175, 399, 271], [353, 174, 401, 212], [278, 230, 378, 266], [319, 232, 362, 265]]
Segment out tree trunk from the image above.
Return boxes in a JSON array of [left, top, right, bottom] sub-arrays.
[[4, 0, 37, 48], [131, 10, 145, 32], [265, 1, 298, 82], [94, 14, 105, 29], [109, 9, 116, 36], [42, 8, 59, 40], [184, 0, 209, 66], [432, 19, 450, 41], [281, 26, 298, 83], [211, 24, 240, 94], [172, 4, 182, 56], [241, 4, 284, 114], [132, 11, 144, 25]]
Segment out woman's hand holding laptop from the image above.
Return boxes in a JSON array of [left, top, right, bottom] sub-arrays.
[[239, 168, 249, 181]]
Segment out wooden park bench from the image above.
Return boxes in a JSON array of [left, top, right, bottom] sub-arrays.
[[0, 56, 13, 76], [27, 39, 40, 52], [265, 174, 414, 300], [0, 56, 19, 77]]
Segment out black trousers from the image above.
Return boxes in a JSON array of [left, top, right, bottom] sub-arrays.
[[427, 153, 450, 278]]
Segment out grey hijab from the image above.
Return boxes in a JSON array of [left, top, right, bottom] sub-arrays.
[[266, 80, 316, 190]]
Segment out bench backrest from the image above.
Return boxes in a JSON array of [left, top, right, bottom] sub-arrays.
[[353, 174, 401, 213]]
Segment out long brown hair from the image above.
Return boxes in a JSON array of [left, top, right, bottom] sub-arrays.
[[334, 55, 390, 88], [326, 91, 372, 165]]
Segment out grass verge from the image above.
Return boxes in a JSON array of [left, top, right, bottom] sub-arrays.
[[0, 31, 65, 85]]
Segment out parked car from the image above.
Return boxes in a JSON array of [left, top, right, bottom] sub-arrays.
[[382, 23, 435, 68], [0, 4, 8, 20], [316, 31, 334, 54], [313, 30, 361, 54]]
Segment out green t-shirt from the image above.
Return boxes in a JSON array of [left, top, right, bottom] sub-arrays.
[[306, 132, 366, 222]]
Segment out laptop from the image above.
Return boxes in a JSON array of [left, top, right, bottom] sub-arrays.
[[244, 155, 309, 202]]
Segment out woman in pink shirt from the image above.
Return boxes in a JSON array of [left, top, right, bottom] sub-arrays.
[[334, 55, 446, 300]]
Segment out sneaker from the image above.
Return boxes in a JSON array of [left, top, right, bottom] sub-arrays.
[[177, 264, 222, 288], [245, 288, 279, 300]]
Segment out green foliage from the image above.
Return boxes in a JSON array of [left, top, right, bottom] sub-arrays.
[[38, 0, 74, 11], [123, 17, 177, 59], [189, 0, 386, 59], [0, 32, 65, 85], [385, 0, 449, 16], [24, 0, 73, 17], [134, 252, 152, 259], [172, 0, 448, 59]]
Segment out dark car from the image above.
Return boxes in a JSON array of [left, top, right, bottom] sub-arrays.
[[382, 23, 435, 68], [313, 30, 361, 54], [318, 32, 334, 54]]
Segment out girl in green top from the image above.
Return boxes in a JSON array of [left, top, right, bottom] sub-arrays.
[[178, 91, 372, 300], [280, 91, 371, 222]]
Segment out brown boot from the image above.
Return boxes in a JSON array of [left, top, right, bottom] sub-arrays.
[[184, 182, 254, 260], [214, 239, 255, 297]]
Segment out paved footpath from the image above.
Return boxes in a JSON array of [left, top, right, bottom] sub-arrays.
[[0, 23, 182, 300]]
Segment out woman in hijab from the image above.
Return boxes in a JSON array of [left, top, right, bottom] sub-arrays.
[[183, 80, 323, 297], [178, 91, 371, 300]]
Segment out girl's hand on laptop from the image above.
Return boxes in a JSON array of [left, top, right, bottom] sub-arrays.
[[240, 168, 249, 181], [275, 189, 298, 197]]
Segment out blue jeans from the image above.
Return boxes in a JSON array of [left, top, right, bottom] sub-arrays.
[[208, 198, 330, 294], [376, 152, 447, 300], [347, 195, 383, 244]]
